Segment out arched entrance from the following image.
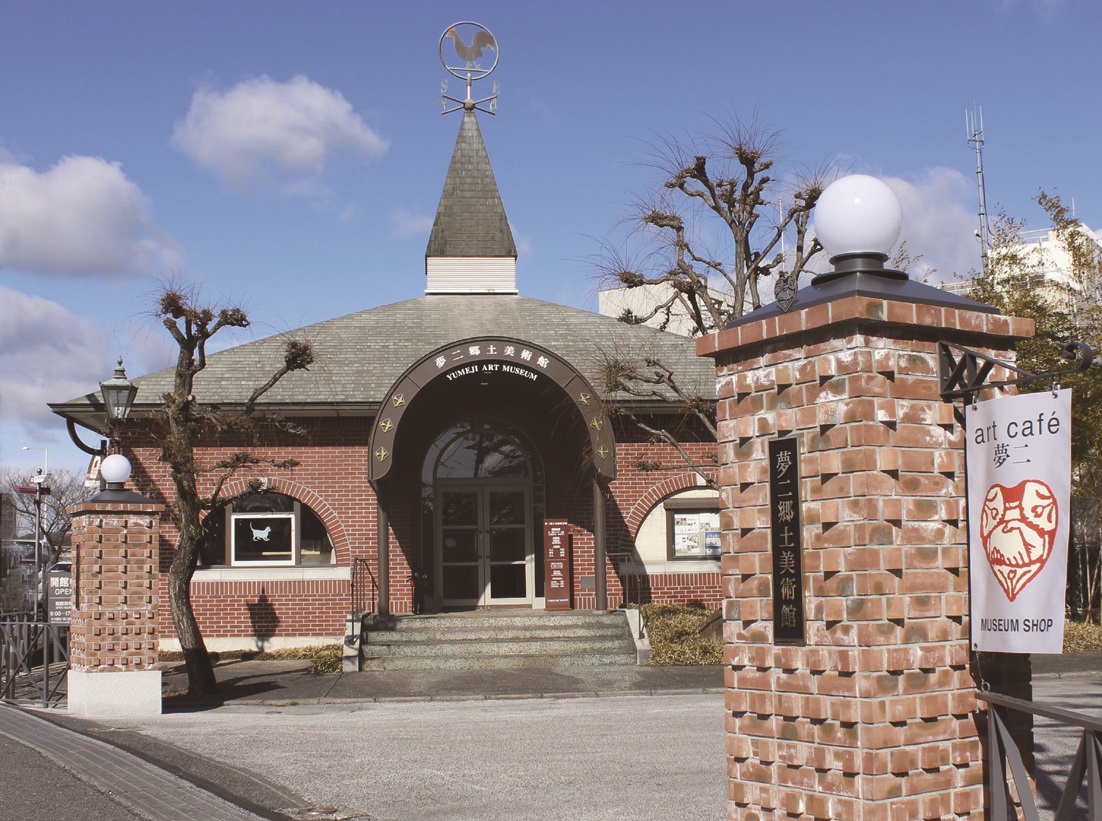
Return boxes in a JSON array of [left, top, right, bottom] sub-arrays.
[[368, 337, 616, 615], [423, 420, 545, 607]]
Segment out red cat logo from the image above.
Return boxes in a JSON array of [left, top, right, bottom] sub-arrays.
[[979, 480, 1058, 602]]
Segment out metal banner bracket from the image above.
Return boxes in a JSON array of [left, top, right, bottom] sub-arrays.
[[938, 340, 1094, 401]]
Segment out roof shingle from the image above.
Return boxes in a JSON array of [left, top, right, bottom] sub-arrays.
[[52, 295, 715, 420]]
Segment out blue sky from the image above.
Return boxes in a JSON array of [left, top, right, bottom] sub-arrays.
[[2, 0, 1098, 476]]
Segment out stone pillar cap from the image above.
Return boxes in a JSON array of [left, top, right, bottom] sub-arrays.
[[731, 269, 997, 329], [88, 488, 157, 504]]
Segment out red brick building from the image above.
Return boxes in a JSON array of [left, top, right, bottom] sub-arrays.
[[53, 111, 722, 651]]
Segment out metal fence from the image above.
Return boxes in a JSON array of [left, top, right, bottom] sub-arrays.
[[980, 690, 1102, 820], [1, 616, 69, 708]]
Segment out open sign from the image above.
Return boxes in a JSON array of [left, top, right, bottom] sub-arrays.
[[46, 565, 72, 625]]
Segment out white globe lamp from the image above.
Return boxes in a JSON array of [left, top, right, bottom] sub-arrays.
[[813, 175, 904, 282], [100, 453, 133, 489]]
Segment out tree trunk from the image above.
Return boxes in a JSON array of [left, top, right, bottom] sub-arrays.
[[167, 463, 219, 696], [168, 558, 218, 695]]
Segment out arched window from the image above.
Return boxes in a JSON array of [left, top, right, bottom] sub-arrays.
[[421, 419, 544, 485], [428, 424, 535, 481], [632, 489, 721, 568], [200, 492, 334, 567]]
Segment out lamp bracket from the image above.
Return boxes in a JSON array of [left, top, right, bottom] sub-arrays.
[[66, 418, 107, 458], [938, 340, 1094, 401]]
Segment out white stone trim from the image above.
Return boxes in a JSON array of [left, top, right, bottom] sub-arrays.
[[619, 560, 720, 574], [191, 566, 351, 583], [159, 636, 343, 653]]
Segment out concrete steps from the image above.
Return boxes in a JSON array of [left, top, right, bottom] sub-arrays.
[[360, 609, 638, 671]]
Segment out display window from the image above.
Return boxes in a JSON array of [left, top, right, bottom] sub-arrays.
[[665, 499, 721, 560], [201, 492, 334, 567]]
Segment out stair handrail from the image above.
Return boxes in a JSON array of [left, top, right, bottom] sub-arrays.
[[351, 557, 377, 616]]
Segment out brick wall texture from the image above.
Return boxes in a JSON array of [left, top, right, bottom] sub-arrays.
[[68, 499, 165, 672], [114, 399, 721, 645], [697, 294, 1034, 821]]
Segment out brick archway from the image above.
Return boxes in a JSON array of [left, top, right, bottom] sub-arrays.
[[204, 477, 352, 566], [368, 336, 616, 484], [624, 472, 712, 541]]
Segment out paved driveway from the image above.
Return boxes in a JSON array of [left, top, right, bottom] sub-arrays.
[[117, 694, 727, 821]]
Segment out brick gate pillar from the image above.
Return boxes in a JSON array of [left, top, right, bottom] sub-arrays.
[[67, 467, 164, 717], [698, 280, 1034, 819]]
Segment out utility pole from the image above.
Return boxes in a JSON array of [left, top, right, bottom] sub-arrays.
[[20, 446, 51, 619], [32, 479, 46, 613]]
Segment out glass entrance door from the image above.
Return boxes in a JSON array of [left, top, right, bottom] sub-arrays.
[[438, 485, 532, 607]]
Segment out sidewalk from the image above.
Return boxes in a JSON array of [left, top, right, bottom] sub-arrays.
[[0, 703, 264, 820], [1031, 649, 1102, 678], [159, 657, 726, 708]]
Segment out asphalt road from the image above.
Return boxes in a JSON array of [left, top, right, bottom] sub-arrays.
[[103, 694, 727, 821], [1032, 675, 1102, 821]]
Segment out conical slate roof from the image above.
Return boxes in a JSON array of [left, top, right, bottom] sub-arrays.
[[426, 110, 517, 258]]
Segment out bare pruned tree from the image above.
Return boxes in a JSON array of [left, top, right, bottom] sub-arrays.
[[0, 467, 92, 560], [153, 285, 315, 696], [599, 354, 720, 488], [596, 116, 830, 335], [593, 117, 832, 486]]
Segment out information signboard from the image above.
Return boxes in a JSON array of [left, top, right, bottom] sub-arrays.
[[543, 520, 572, 610], [47, 567, 72, 625]]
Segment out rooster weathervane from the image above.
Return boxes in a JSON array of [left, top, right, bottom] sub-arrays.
[[439, 21, 499, 115]]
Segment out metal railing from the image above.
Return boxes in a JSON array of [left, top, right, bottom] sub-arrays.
[[1, 616, 69, 709], [979, 690, 1102, 820], [351, 558, 377, 617]]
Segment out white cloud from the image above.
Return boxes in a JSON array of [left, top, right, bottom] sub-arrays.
[[0, 287, 110, 462], [511, 224, 532, 259], [173, 76, 388, 195], [0, 156, 181, 278], [0, 287, 177, 472], [883, 169, 982, 284]]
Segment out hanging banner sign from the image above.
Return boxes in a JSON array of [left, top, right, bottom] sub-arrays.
[[967, 389, 1071, 653]]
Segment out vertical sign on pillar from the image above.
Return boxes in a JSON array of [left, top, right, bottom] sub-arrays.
[[544, 520, 573, 610], [770, 436, 805, 644]]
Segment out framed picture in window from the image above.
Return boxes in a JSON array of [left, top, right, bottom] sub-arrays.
[[230, 513, 295, 565], [664, 497, 721, 560]]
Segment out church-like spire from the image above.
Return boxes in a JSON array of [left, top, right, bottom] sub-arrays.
[[425, 111, 518, 294], [427, 22, 516, 295]]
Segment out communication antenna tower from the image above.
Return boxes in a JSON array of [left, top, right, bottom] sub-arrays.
[[966, 106, 992, 274]]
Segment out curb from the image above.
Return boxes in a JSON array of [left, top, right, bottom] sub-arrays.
[[164, 685, 727, 710]]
